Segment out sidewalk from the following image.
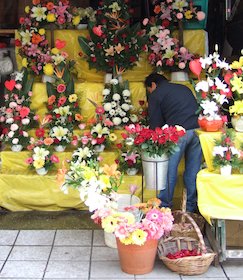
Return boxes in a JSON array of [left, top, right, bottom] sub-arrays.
[[0, 229, 242, 279]]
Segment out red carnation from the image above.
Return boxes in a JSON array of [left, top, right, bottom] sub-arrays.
[[35, 128, 45, 138]]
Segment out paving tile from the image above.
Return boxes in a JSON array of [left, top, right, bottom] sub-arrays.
[[8, 246, 52, 261], [182, 278, 227, 280], [0, 261, 3, 270], [0, 260, 47, 278], [0, 230, 18, 245], [0, 279, 42, 280], [54, 230, 92, 246], [0, 246, 12, 260], [222, 260, 243, 278], [135, 261, 181, 279], [92, 246, 119, 261], [90, 260, 134, 278], [15, 230, 55, 245], [44, 260, 89, 278], [50, 246, 91, 261], [179, 264, 226, 279], [93, 230, 106, 246]]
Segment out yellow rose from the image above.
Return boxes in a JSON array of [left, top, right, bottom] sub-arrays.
[[39, 28, 45, 35], [72, 15, 81, 26], [47, 14, 56, 22], [22, 58, 28, 68], [25, 6, 30, 14], [43, 63, 54, 76], [51, 48, 59, 55]]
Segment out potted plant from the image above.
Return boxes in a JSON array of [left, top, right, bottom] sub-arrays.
[[123, 123, 186, 190], [98, 198, 174, 274], [26, 137, 60, 175], [190, 47, 232, 131], [212, 129, 241, 175]]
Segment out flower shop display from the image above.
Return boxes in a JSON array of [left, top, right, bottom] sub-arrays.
[[0, 69, 38, 150], [78, 0, 147, 74], [26, 136, 60, 175], [212, 129, 241, 175], [45, 62, 82, 150], [99, 198, 174, 274], [123, 123, 186, 190], [190, 47, 232, 131], [102, 78, 133, 129]]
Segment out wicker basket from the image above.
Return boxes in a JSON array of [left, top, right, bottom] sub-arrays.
[[171, 189, 205, 239], [158, 212, 215, 275]]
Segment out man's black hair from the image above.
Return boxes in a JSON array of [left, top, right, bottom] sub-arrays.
[[144, 73, 167, 87]]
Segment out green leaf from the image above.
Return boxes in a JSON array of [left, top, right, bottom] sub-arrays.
[[78, 36, 91, 55]]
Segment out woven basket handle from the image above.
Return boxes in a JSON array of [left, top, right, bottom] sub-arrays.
[[175, 210, 207, 254], [180, 188, 187, 224]]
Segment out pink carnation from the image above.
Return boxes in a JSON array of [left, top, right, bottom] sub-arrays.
[[50, 155, 59, 163], [197, 11, 205, 21], [57, 84, 66, 93]]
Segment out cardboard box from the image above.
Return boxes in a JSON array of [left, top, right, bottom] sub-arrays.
[[226, 220, 243, 248]]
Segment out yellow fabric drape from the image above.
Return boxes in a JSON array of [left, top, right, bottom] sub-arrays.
[[197, 169, 243, 224], [197, 130, 243, 171], [16, 29, 207, 82]]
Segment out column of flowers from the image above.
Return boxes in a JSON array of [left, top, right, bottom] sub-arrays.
[[143, 0, 205, 78], [0, 70, 38, 151], [189, 48, 232, 131], [44, 62, 83, 152]]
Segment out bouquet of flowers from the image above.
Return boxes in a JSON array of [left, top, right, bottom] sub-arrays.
[[102, 78, 133, 128], [78, 0, 147, 73], [151, 0, 205, 29], [190, 48, 232, 123], [59, 160, 122, 212], [0, 70, 38, 149], [17, 0, 75, 76], [123, 123, 186, 157], [95, 198, 174, 246], [212, 129, 241, 172], [143, 20, 194, 72], [26, 136, 60, 174]]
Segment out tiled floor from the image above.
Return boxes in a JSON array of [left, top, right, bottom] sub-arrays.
[[0, 229, 242, 279]]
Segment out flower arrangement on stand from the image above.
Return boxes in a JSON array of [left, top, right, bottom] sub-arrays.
[[78, 0, 147, 74], [26, 135, 59, 175], [190, 47, 232, 131], [226, 53, 243, 131], [102, 78, 133, 128], [71, 6, 96, 28], [45, 62, 82, 151], [0, 69, 39, 151], [17, 0, 77, 76], [212, 129, 241, 175]]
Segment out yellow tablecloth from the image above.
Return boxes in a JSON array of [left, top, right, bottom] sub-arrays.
[[197, 168, 243, 224], [197, 130, 243, 171], [16, 29, 207, 82]]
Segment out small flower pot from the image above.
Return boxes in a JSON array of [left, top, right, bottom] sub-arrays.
[[220, 165, 232, 176], [198, 117, 224, 132], [36, 167, 48, 176], [126, 168, 138, 176], [11, 144, 23, 152], [231, 116, 243, 132], [42, 74, 55, 83], [54, 145, 66, 152], [171, 71, 189, 82], [77, 23, 88, 30], [94, 144, 105, 153]]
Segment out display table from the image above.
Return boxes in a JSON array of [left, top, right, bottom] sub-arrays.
[[196, 130, 243, 262]]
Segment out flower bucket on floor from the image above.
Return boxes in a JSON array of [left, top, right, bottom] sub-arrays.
[[116, 238, 158, 274], [141, 153, 169, 190], [104, 194, 140, 249]]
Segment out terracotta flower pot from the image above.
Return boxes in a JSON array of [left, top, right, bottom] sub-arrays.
[[116, 238, 158, 275]]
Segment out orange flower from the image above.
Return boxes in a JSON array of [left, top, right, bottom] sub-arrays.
[[48, 95, 56, 105], [75, 114, 83, 121], [103, 163, 121, 179], [87, 118, 96, 125], [154, 5, 161, 14], [31, 33, 43, 45], [32, 0, 40, 5], [57, 161, 68, 186], [54, 67, 65, 79], [46, 2, 54, 10], [44, 137, 54, 146]]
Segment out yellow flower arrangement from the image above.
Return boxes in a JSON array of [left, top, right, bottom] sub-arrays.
[[229, 100, 243, 116]]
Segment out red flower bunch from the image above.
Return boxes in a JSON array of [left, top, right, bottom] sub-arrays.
[[167, 249, 201, 259], [123, 123, 186, 157]]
